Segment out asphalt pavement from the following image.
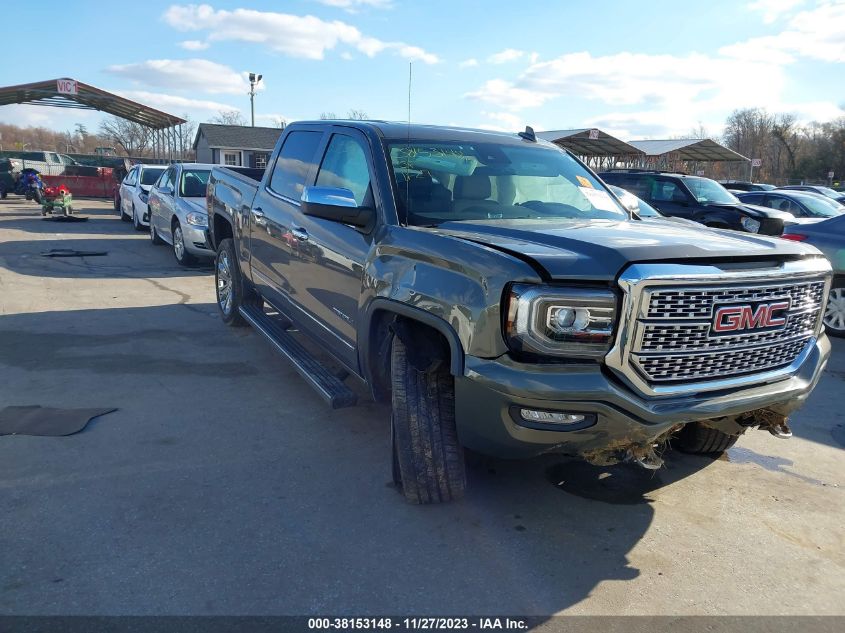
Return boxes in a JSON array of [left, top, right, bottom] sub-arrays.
[[0, 199, 843, 616]]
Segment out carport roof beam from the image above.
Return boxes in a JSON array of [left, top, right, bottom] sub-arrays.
[[535, 129, 645, 158], [627, 139, 749, 162], [0, 78, 186, 130]]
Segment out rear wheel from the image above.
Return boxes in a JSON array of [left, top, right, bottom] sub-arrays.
[[32, 189, 43, 204], [674, 422, 740, 454], [114, 193, 120, 213], [132, 205, 145, 231], [390, 335, 466, 504], [823, 282, 845, 337]]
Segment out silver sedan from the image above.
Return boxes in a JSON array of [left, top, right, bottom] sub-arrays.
[[148, 163, 213, 266]]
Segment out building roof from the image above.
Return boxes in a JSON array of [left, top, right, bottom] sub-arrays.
[[628, 139, 748, 162], [195, 123, 284, 151], [0, 78, 186, 129], [535, 129, 644, 157]]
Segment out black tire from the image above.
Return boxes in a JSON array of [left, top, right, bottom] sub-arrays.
[[390, 335, 466, 504], [172, 220, 197, 266], [150, 219, 164, 245], [132, 205, 146, 232], [823, 281, 845, 337], [215, 238, 251, 326], [32, 189, 43, 204], [674, 422, 740, 454], [114, 194, 120, 213]]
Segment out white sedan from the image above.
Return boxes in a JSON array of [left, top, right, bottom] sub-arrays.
[[116, 164, 166, 230]]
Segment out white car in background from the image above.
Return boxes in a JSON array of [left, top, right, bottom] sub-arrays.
[[116, 164, 166, 230]]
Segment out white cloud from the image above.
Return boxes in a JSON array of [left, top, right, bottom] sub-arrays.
[[162, 4, 438, 63], [179, 39, 209, 50], [459, 58, 479, 68], [106, 58, 252, 95], [529, 52, 540, 64], [479, 111, 524, 132], [487, 48, 525, 64], [724, 1, 845, 63], [316, 0, 392, 11], [114, 89, 238, 113], [341, 51, 354, 60], [748, 0, 805, 23], [465, 79, 553, 110]]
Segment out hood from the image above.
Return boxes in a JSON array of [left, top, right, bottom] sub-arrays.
[[783, 216, 827, 226], [716, 202, 794, 221], [180, 197, 206, 214], [434, 218, 817, 279]]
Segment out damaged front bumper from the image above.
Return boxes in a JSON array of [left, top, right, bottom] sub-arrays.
[[454, 334, 830, 461]]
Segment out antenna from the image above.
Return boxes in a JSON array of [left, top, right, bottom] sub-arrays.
[[402, 61, 412, 227]]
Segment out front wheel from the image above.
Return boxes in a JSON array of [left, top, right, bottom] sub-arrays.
[[172, 221, 197, 266], [823, 282, 845, 337], [150, 219, 164, 245], [391, 335, 466, 504], [674, 422, 740, 454], [215, 238, 249, 326], [32, 189, 43, 204], [132, 205, 145, 232]]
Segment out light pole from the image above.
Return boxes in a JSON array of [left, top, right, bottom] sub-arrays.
[[248, 72, 262, 127]]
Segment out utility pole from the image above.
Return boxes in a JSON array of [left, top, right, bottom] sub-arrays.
[[248, 72, 262, 127]]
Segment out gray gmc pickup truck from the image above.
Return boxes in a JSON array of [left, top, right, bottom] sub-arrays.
[[207, 121, 832, 504]]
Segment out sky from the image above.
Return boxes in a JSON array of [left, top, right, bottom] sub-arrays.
[[1, 0, 844, 141]]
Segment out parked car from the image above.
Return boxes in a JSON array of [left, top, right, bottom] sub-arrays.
[[781, 215, 845, 336], [736, 190, 844, 220], [777, 185, 845, 204], [607, 184, 700, 227], [115, 164, 166, 230], [719, 180, 776, 192], [599, 170, 794, 234], [148, 163, 216, 266], [0, 157, 22, 196], [206, 121, 832, 504]]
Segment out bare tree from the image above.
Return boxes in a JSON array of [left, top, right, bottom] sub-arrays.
[[271, 116, 287, 129], [211, 110, 247, 126], [98, 116, 153, 156], [319, 112, 338, 120], [347, 109, 369, 120]]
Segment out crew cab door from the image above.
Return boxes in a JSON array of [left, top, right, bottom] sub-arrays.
[[281, 128, 377, 366], [646, 177, 696, 219], [248, 129, 325, 316]]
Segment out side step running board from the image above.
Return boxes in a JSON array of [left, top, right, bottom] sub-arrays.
[[239, 304, 357, 409]]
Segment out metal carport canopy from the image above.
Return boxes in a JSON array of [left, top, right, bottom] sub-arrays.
[[535, 128, 644, 157], [628, 138, 748, 162], [0, 78, 186, 129]]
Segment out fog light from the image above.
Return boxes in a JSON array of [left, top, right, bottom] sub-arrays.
[[520, 409, 586, 424]]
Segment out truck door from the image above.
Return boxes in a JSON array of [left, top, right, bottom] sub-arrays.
[[248, 129, 325, 316], [647, 177, 696, 219], [281, 129, 377, 367]]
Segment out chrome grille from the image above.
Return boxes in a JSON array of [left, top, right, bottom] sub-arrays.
[[633, 279, 825, 383]]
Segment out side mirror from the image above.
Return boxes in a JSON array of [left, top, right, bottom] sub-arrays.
[[160, 186, 173, 196], [301, 186, 375, 230]]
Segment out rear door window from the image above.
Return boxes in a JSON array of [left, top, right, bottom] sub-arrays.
[[269, 131, 323, 201]]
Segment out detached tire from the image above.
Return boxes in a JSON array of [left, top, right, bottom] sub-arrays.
[[391, 335, 466, 504], [674, 422, 740, 454]]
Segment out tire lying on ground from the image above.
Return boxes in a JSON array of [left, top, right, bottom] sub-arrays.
[[673, 422, 740, 454], [390, 334, 466, 504]]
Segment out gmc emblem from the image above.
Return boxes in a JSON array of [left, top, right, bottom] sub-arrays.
[[711, 300, 791, 335]]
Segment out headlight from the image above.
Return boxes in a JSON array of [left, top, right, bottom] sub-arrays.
[[505, 284, 617, 358], [740, 216, 761, 233], [139, 191, 149, 203], [186, 211, 208, 227]]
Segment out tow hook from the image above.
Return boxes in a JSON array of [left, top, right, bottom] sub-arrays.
[[766, 420, 793, 439], [627, 445, 664, 470]]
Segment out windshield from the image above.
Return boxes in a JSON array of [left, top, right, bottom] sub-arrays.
[[634, 197, 661, 217], [814, 186, 841, 198], [386, 141, 628, 226], [684, 177, 739, 204], [140, 167, 165, 186], [179, 169, 210, 198], [793, 193, 843, 217]]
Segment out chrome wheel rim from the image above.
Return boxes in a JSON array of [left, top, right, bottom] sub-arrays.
[[825, 288, 845, 332], [174, 226, 185, 260], [217, 251, 233, 314]]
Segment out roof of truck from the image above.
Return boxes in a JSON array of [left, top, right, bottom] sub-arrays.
[[294, 120, 546, 145]]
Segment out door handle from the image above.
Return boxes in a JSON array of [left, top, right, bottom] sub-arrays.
[[291, 227, 309, 241]]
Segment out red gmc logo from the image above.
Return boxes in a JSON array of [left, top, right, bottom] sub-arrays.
[[712, 300, 791, 334]]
